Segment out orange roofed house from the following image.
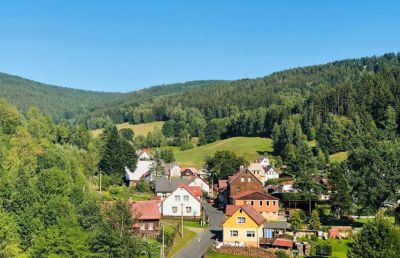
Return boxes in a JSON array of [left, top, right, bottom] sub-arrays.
[[131, 200, 161, 238], [232, 190, 280, 220]]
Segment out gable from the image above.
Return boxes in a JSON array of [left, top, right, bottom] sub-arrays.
[[223, 207, 258, 228], [163, 187, 201, 205], [230, 169, 263, 186]]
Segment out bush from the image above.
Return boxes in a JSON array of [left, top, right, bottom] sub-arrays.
[[135, 180, 151, 193], [180, 142, 194, 150], [276, 250, 290, 258], [316, 244, 332, 256]]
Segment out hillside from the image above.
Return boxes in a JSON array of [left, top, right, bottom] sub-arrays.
[[173, 137, 274, 168], [91, 121, 164, 138], [0, 72, 226, 122]]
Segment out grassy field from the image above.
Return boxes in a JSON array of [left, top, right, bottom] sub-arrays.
[[329, 151, 348, 163], [173, 137, 274, 168], [317, 238, 351, 258], [91, 121, 164, 138]]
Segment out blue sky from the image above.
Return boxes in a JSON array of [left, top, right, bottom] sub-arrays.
[[0, 0, 399, 92]]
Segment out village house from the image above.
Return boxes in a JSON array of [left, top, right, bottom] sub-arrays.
[[231, 190, 281, 220], [154, 177, 189, 199], [125, 160, 155, 187], [164, 162, 181, 178], [131, 200, 161, 238], [255, 157, 270, 167], [228, 169, 264, 202], [223, 205, 266, 247], [188, 176, 211, 195], [181, 167, 200, 180], [263, 166, 280, 181], [160, 185, 202, 218], [247, 162, 266, 183], [137, 150, 152, 160]]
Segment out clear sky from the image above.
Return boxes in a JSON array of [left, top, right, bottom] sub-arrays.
[[0, 0, 399, 92]]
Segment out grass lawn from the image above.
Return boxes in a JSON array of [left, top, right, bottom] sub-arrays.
[[183, 220, 206, 228], [317, 238, 352, 258], [355, 216, 394, 224], [207, 250, 252, 258], [166, 226, 197, 258], [91, 121, 164, 138], [174, 137, 274, 168], [329, 151, 348, 163]]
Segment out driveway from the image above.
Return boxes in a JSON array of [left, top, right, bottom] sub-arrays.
[[174, 203, 225, 258]]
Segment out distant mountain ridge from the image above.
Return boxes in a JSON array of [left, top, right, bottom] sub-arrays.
[[0, 71, 226, 122]]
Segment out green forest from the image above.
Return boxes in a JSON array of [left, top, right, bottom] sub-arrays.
[[2, 53, 400, 256]]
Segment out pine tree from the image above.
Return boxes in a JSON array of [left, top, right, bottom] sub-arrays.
[[309, 210, 321, 230]]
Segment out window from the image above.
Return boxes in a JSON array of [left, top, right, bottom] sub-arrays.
[[246, 231, 255, 237], [236, 187, 241, 193], [175, 195, 180, 201], [140, 223, 145, 230], [241, 177, 245, 182], [148, 223, 153, 230], [273, 201, 276, 206], [250, 201, 254, 205], [237, 217, 246, 224], [259, 201, 263, 206], [186, 206, 192, 213], [172, 206, 178, 213], [230, 230, 238, 237], [183, 195, 189, 201], [266, 201, 270, 206], [247, 177, 251, 182]]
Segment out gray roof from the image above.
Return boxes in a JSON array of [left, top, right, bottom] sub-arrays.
[[155, 178, 189, 193], [264, 221, 289, 229]]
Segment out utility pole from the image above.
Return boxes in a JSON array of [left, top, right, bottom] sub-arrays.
[[99, 170, 102, 195], [181, 203, 184, 238], [160, 223, 165, 258]]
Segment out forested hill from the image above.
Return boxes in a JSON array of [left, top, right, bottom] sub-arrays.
[[0, 72, 225, 122], [81, 53, 400, 129]]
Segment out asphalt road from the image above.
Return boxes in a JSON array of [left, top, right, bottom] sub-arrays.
[[174, 203, 225, 258]]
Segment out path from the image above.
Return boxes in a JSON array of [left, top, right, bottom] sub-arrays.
[[174, 203, 225, 258]]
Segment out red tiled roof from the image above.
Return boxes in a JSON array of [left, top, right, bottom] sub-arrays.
[[131, 200, 160, 220], [150, 196, 161, 201], [273, 238, 292, 248], [225, 205, 241, 216], [181, 167, 198, 174], [218, 180, 227, 189], [241, 205, 266, 226], [182, 185, 202, 198], [232, 190, 279, 201]]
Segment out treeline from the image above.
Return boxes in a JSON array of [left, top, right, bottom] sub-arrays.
[[0, 100, 151, 257], [0, 72, 223, 123]]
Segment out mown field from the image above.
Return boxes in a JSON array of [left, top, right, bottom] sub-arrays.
[[174, 137, 274, 168], [329, 151, 348, 163], [91, 121, 164, 138]]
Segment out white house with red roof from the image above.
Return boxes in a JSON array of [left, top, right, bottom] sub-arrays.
[[160, 185, 202, 218], [188, 176, 211, 195]]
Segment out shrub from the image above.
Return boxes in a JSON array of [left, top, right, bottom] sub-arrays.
[[276, 250, 290, 258], [180, 142, 194, 150]]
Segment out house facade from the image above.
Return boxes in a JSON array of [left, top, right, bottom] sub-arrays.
[[160, 186, 202, 218], [255, 157, 270, 167], [247, 163, 266, 183], [229, 169, 264, 200], [131, 200, 160, 238], [223, 205, 265, 247], [165, 162, 181, 178], [263, 166, 280, 181], [137, 150, 152, 160], [232, 190, 280, 220], [188, 176, 211, 195], [154, 178, 189, 199]]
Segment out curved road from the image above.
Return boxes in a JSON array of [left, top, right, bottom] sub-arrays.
[[174, 204, 225, 258]]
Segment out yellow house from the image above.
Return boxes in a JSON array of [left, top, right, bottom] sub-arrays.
[[223, 205, 266, 247]]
